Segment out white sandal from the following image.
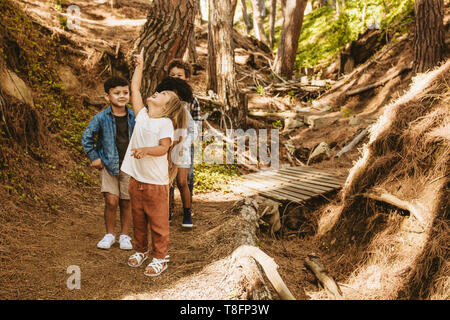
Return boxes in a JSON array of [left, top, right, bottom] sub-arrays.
[[144, 257, 169, 277], [127, 252, 148, 267]]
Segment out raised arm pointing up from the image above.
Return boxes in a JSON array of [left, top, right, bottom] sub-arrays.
[[131, 48, 145, 115]]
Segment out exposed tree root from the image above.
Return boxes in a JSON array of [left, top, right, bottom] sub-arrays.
[[363, 189, 427, 227], [305, 254, 343, 300]]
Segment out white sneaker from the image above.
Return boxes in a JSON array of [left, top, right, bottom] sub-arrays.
[[119, 234, 133, 250], [97, 233, 115, 249]]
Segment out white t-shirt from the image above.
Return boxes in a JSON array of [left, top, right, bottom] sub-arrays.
[[121, 108, 174, 185]]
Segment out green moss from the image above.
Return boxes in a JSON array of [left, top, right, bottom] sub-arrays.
[[193, 164, 241, 193], [0, 0, 96, 192]]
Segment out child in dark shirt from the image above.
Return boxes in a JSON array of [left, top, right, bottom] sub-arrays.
[[81, 76, 135, 250]]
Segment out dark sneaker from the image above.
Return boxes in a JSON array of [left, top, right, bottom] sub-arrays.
[[169, 207, 172, 223], [182, 210, 193, 228]]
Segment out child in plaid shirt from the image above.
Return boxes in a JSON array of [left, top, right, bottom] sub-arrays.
[[167, 59, 201, 227]]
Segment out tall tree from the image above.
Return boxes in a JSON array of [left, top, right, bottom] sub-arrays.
[[251, 0, 269, 44], [414, 0, 445, 73], [231, 0, 238, 24], [183, 0, 201, 65], [273, 0, 307, 78], [269, 0, 277, 49], [135, 0, 195, 97], [240, 0, 253, 33], [207, 0, 247, 128]]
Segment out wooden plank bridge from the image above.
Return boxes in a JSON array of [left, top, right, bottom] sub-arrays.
[[236, 166, 347, 204]]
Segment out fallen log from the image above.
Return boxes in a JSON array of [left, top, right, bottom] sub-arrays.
[[248, 110, 301, 118], [335, 124, 373, 158], [196, 95, 224, 109], [305, 254, 343, 300], [234, 245, 295, 300], [247, 82, 328, 95], [346, 64, 412, 96]]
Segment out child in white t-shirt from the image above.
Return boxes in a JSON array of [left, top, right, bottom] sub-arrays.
[[121, 48, 187, 277]]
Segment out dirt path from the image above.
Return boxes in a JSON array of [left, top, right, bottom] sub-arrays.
[[2, 187, 244, 300]]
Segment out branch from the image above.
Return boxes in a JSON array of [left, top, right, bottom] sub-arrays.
[[248, 110, 301, 118], [234, 245, 296, 300], [335, 124, 373, 158], [196, 95, 225, 109], [346, 64, 412, 96], [305, 254, 343, 300]]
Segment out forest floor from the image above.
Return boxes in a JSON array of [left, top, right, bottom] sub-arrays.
[[2, 180, 323, 300], [1, 0, 448, 300]]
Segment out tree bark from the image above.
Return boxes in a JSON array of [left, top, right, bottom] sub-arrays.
[[240, 0, 253, 33], [110, 0, 119, 9], [251, 0, 269, 44], [258, 0, 267, 17], [207, 0, 247, 128], [194, 0, 202, 26], [183, 0, 200, 64], [413, 0, 445, 73], [135, 0, 195, 97], [273, 0, 307, 79], [183, 28, 198, 65], [269, 0, 277, 49], [231, 0, 238, 24]]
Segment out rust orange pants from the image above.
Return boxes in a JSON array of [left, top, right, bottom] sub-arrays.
[[128, 177, 169, 259]]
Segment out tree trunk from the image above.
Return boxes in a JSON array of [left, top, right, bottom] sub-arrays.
[[200, 0, 208, 19], [207, 0, 247, 128], [231, 0, 238, 24], [135, 0, 195, 97], [361, 3, 366, 29], [240, 0, 253, 33], [258, 0, 267, 18], [269, 0, 277, 49], [194, 0, 202, 26], [251, 0, 269, 44], [110, 0, 119, 9], [183, 0, 200, 64], [273, 0, 307, 79], [413, 0, 445, 73], [183, 28, 198, 65]]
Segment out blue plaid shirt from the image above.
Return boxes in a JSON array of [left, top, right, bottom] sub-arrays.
[[81, 106, 135, 176]]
